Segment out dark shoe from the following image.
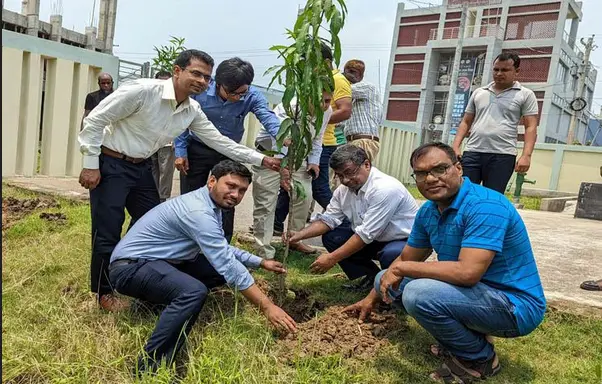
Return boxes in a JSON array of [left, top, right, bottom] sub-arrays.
[[99, 293, 130, 312], [580, 279, 602, 291], [273, 228, 283, 237], [342, 275, 375, 291]]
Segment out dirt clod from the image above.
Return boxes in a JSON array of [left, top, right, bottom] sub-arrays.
[[2, 197, 60, 230], [39, 212, 67, 224], [278, 305, 401, 360]]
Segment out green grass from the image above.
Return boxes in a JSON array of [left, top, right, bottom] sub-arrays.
[[2, 185, 600, 384], [405, 185, 542, 210]]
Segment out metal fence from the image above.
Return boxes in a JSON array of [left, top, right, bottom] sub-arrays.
[[117, 59, 151, 84]]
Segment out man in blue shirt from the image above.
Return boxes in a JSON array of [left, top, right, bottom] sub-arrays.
[[174, 57, 281, 242], [109, 160, 296, 374], [345, 142, 546, 383]]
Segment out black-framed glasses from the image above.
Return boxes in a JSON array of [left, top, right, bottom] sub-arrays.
[[411, 162, 456, 183], [334, 164, 362, 181], [184, 68, 212, 82], [225, 87, 249, 98]]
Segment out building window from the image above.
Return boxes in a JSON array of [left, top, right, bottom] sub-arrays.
[[556, 63, 567, 84]]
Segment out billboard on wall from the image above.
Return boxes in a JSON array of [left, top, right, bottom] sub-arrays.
[[449, 58, 477, 135], [447, 0, 502, 8]]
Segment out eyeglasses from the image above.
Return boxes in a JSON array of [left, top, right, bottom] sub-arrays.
[[334, 164, 362, 181], [184, 68, 212, 82], [224, 87, 249, 98], [411, 163, 456, 183]]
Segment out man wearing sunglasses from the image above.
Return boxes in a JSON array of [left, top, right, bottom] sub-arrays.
[[284, 144, 418, 290], [174, 57, 282, 242], [345, 142, 545, 382]]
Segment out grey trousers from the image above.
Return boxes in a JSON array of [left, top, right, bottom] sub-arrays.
[[151, 146, 176, 202]]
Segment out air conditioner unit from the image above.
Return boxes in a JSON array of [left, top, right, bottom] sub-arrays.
[[438, 74, 451, 86], [433, 115, 444, 124]]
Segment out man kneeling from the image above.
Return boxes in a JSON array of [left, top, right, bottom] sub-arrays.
[[345, 142, 546, 383], [109, 160, 296, 374], [287, 144, 418, 290]]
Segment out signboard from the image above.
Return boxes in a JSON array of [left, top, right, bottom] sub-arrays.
[[449, 58, 476, 135], [447, 0, 502, 8]]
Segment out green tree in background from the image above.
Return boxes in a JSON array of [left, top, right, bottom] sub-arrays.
[[152, 36, 186, 73]]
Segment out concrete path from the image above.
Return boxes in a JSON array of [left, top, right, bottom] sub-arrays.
[[4, 175, 602, 309]]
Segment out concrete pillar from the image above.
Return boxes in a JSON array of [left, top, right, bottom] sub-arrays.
[[2, 47, 24, 177], [66, 63, 90, 177], [49, 14, 63, 42], [40, 58, 75, 176], [85, 26, 97, 51], [105, 0, 118, 53], [17, 52, 44, 176], [97, 0, 110, 52], [22, 0, 40, 37]]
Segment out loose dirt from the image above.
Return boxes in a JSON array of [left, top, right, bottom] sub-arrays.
[[2, 197, 60, 230]]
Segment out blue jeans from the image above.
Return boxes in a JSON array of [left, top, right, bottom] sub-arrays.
[[274, 145, 337, 231], [322, 224, 406, 280], [375, 271, 520, 362]]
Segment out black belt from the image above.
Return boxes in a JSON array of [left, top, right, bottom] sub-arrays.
[[346, 134, 379, 142], [109, 258, 138, 270]]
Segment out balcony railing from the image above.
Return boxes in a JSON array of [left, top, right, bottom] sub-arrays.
[[429, 25, 505, 41], [563, 30, 584, 58]]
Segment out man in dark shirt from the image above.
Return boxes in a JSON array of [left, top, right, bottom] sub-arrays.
[[81, 73, 114, 129]]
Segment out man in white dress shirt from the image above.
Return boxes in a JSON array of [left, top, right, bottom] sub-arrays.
[[78, 49, 281, 311], [286, 144, 418, 290]]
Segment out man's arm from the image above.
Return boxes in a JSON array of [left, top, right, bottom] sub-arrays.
[[452, 113, 475, 157], [79, 83, 145, 169], [250, 91, 281, 138], [188, 106, 270, 168], [329, 97, 352, 124], [516, 92, 539, 172], [174, 130, 191, 159], [307, 108, 331, 166]]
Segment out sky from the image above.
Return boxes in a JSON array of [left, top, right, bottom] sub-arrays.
[[4, 0, 602, 110]]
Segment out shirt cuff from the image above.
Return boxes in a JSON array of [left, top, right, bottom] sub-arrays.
[[83, 155, 99, 169], [354, 225, 375, 244], [246, 255, 263, 269], [233, 273, 255, 291], [174, 147, 188, 158], [314, 213, 342, 230], [249, 151, 265, 166]]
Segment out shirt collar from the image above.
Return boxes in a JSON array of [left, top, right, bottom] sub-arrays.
[[484, 81, 522, 91], [448, 177, 472, 211], [206, 81, 217, 97], [358, 167, 377, 194], [161, 79, 191, 108]]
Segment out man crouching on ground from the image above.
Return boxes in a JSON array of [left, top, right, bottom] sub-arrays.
[[109, 160, 296, 374], [345, 142, 546, 383]]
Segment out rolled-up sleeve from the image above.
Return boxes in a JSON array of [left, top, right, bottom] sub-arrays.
[[181, 210, 255, 290], [229, 245, 263, 268], [307, 108, 330, 165], [314, 187, 346, 229], [79, 82, 144, 169], [188, 105, 264, 166], [354, 187, 404, 244], [174, 130, 191, 158]]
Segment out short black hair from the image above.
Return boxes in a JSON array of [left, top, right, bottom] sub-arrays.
[[215, 57, 254, 91], [321, 42, 333, 62], [494, 52, 520, 69], [154, 70, 172, 79], [329, 144, 369, 170], [210, 160, 252, 184], [410, 142, 458, 168], [174, 49, 214, 70]]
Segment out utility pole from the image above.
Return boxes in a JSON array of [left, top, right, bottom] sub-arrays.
[[567, 35, 597, 145], [441, 4, 468, 144]]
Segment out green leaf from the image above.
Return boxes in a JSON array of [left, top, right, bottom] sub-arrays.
[[296, 23, 310, 53], [269, 45, 289, 52], [276, 118, 293, 150], [293, 179, 307, 201]]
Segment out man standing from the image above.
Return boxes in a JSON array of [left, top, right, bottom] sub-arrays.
[[109, 160, 296, 374], [79, 50, 280, 311], [346, 142, 546, 382], [150, 70, 176, 203], [286, 145, 418, 290], [452, 52, 539, 194], [174, 57, 281, 242], [342, 59, 382, 162], [80, 72, 113, 129], [252, 91, 333, 258]]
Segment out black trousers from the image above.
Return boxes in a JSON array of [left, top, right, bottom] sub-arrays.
[[109, 253, 225, 372], [460, 151, 516, 194], [179, 139, 234, 242], [90, 154, 160, 297]]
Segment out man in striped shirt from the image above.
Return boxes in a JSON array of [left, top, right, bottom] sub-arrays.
[[345, 142, 545, 382], [342, 60, 383, 162]]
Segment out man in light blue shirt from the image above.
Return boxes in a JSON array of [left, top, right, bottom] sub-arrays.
[[174, 57, 281, 242], [109, 160, 296, 374]]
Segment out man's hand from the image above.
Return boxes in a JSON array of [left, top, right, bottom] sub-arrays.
[[263, 303, 297, 333], [79, 168, 101, 190], [379, 268, 403, 304], [283, 138, 292, 147], [260, 259, 287, 274], [343, 289, 380, 322], [306, 164, 320, 180], [262, 157, 281, 172], [309, 253, 337, 274], [515, 154, 531, 173], [175, 157, 189, 175], [452, 145, 462, 160], [280, 167, 291, 191], [282, 230, 303, 245]]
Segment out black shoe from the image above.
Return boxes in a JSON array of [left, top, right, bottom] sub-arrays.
[[342, 275, 375, 291]]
